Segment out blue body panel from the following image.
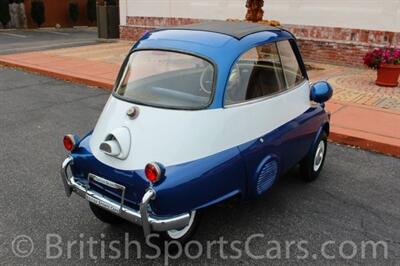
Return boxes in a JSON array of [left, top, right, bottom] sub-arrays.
[[239, 106, 329, 197], [70, 106, 329, 216], [71, 134, 247, 216]]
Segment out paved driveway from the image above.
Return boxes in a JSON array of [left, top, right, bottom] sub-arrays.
[[0, 28, 97, 54], [0, 67, 399, 265]]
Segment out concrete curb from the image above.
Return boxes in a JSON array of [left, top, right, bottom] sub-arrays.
[[329, 132, 400, 158], [0, 59, 114, 90], [0, 27, 97, 32]]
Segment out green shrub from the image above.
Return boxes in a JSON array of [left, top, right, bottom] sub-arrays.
[[30, 0, 45, 27], [87, 0, 96, 23], [69, 2, 79, 24], [0, 0, 11, 28], [105, 0, 116, 5]]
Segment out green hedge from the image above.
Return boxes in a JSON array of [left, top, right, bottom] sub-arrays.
[[69, 2, 79, 23], [0, 0, 11, 28], [31, 0, 45, 27], [87, 0, 96, 23], [105, 0, 116, 5]]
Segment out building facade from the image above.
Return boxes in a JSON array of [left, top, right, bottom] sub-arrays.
[[23, 0, 96, 28], [119, 0, 400, 66]]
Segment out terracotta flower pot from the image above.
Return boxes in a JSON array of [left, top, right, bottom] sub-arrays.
[[376, 64, 400, 87]]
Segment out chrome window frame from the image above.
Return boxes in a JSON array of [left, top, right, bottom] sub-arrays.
[[277, 40, 306, 90], [224, 79, 308, 108], [223, 40, 307, 108]]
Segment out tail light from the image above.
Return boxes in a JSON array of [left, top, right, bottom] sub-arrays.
[[63, 134, 79, 151], [145, 162, 164, 184]]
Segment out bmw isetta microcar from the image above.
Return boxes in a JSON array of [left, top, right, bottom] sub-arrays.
[[61, 21, 333, 242]]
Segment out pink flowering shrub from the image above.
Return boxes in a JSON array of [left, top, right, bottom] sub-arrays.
[[363, 47, 400, 69]]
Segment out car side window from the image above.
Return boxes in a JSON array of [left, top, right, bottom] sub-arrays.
[[224, 42, 286, 106], [277, 40, 305, 88]]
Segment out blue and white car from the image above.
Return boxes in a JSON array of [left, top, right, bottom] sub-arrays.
[[61, 21, 333, 242]]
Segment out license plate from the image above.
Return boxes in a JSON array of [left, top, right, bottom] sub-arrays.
[[86, 194, 120, 214]]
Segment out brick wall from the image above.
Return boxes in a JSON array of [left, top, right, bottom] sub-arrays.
[[120, 16, 400, 67], [120, 16, 205, 41], [285, 24, 400, 66]]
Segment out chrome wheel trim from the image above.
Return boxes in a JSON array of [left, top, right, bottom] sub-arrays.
[[166, 211, 196, 240], [313, 140, 325, 172]]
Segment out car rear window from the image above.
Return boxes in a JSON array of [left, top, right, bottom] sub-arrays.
[[115, 50, 215, 109]]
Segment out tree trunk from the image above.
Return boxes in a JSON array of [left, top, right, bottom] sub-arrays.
[[245, 0, 264, 22]]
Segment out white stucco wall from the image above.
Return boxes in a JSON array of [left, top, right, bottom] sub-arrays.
[[120, 0, 400, 32]]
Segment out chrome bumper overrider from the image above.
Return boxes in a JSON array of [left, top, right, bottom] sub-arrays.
[[60, 157, 190, 236]]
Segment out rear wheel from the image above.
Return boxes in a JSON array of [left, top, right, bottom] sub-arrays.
[[300, 132, 327, 182], [89, 203, 125, 225], [160, 210, 201, 244]]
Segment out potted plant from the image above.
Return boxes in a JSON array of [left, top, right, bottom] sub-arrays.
[[363, 47, 400, 87]]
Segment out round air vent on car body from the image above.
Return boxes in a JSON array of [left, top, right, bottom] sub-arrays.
[[256, 159, 278, 195]]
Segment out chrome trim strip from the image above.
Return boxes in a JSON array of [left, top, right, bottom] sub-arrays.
[[60, 157, 190, 235], [276, 42, 289, 89], [88, 173, 125, 190]]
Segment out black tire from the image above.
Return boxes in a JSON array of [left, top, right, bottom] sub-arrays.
[[159, 210, 201, 244], [300, 131, 328, 182], [89, 203, 125, 225]]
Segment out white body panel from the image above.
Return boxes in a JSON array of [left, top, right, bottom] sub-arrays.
[[90, 82, 311, 170]]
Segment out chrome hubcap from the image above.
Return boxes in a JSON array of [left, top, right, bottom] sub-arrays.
[[166, 211, 196, 240], [313, 140, 325, 172]]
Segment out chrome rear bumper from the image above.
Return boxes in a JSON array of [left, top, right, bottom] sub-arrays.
[[60, 157, 190, 236]]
